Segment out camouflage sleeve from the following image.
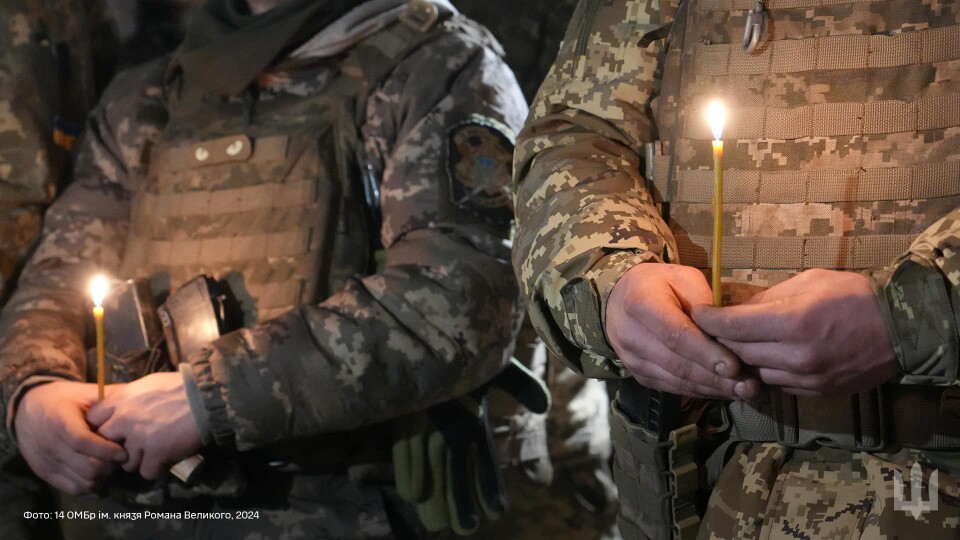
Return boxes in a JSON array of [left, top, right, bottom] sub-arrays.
[[0, 0, 117, 301], [182, 25, 528, 451], [512, 0, 679, 379], [865, 209, 960, 386], [0, 60, 167, 454]]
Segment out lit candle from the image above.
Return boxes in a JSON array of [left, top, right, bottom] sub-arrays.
[[705, 100, 727, 307], [90, 275, 109, 400]]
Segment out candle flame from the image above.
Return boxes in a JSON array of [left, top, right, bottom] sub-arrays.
[[90, 275, 109, 307], [706, 99, 727, 140]]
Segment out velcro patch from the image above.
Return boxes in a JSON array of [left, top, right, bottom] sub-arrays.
[[446, 116, 515, 224]]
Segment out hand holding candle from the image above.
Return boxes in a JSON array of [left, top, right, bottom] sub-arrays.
[[90, 275, 109, 400], [705, 100, 727, 307]]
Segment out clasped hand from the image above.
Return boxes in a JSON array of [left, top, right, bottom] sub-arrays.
[[14, 372, 200, 495], [606, 264, 901, 401]]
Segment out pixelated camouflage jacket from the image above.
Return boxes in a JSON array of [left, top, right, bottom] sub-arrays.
[[0, 1, 528, 455], [0, 0, 115, 302], [513, 0, 960, 385]]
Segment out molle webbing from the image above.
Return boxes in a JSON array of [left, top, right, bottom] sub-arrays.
[[672, 234, 914, 270], [649, 0, 960, 296], [691, 24, 960, 76], [650, 157, 960, 204], [121, 2, 457, 320]]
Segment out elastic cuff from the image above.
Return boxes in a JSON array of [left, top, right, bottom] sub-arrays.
[[559, 250, 657, 365], [185, 346, 235, 447], [179, 363, 213, 446], [864, 257, 959, 382]]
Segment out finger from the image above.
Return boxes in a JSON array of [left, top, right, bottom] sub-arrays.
[[123, 446, 144, 474], [44, 471, 90, 496], [140, 455, 165, 481], [668, 269, 715, 312], [54, 450, 113, 484], [718, 339, 812, 373], [634, 299, 743, 378], [754, 368, 824, 391], [621, 323, 751, 397], [692, 300, 795, 342], [630, 359, 737, 399], [85, 401, 114, 428], [62, 413, 127, 462], [47, 453, 97, 494], [96, 416, 127, 447]]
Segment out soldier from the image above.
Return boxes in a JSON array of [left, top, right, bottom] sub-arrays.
[[1, 1, 115, 539], [514, 0, 960, 538], [0, 0, 532, 538]]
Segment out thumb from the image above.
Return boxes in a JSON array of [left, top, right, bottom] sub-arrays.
[[85, 400, 115, 428]]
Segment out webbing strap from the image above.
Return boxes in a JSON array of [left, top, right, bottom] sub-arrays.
[[653, 158, 960, 204], [682, 95, 960, 140], [125, 230, 314, 267], [673, 233, 914, 270], [700, 0, 878, 10], [137, 180, 316, 220], [668, 425, 700, 540], [651, 156, 960, 204], [693, 23, 960, 76], [728, 386, 960, 451]]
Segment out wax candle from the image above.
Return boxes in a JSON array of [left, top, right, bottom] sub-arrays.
[[705, 100, 727, 307], [90, 276, 108, 400]]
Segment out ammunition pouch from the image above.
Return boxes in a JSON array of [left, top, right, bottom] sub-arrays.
[[612, 379, 703, 540], [728, 385, 960, 452], [612, 402, 700, 540]]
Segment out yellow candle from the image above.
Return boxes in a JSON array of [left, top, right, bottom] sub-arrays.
[[711, 140, 724, 306], [705, 100, 727, 307], [90, 276, 109, 400]]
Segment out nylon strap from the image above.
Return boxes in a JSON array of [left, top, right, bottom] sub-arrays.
[[135, 180, 316, 220], [673, 233, 914, 270], [682, 95, 960, 140], [651, 157, 960, 204], [728, 386, 960, 451], [700, 0, 879, 10], [668, 425, 700, 540], [693, 23, 960, 76]]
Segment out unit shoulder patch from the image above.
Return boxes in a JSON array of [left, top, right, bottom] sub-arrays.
[[446, 115, 515, 224]]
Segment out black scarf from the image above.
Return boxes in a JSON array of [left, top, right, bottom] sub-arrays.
[[171, 0, 356, 99]]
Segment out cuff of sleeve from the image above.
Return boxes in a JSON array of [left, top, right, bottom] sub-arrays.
[[864, 256, 960, 384], [5, 376, 66, 446], [559, 250, 659, 372], [183, 345, 235, 447], [179, 363, 213, 446]]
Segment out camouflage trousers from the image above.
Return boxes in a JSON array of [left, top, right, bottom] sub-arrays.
[[699, 443, 960, 539]]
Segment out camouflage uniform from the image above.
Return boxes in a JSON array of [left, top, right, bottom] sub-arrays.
[[514, 0, 960, 538], [452, 2, 622, 538], [1, 2, 114, 539], [0, 1, 527, 538]]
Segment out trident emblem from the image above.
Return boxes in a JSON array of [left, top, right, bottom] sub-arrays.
[[894, 462, 939, 519]]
